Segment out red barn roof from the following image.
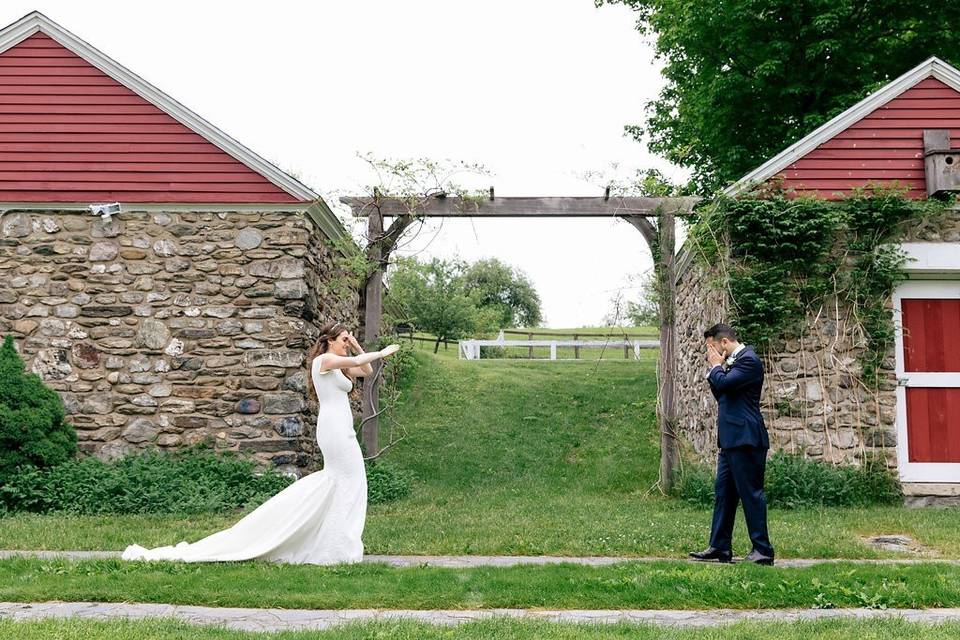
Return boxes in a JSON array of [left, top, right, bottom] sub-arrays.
[[728, 57, 960, 200], [0, 12, 316, 205]]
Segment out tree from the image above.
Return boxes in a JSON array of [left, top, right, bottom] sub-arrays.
[[0, 335, 76, 483], [386, 257, 498, 353], [461, 258, 543, 328], [597, 0, 960, 193], [604, 273, 660, 327]]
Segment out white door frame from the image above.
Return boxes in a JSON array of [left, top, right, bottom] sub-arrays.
[[892, 275, 960, 482]]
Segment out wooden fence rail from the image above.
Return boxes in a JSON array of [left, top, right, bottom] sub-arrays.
[[394, 327, 660, 359], [459, 338, 659, 361]]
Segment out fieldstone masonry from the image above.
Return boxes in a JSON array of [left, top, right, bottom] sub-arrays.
[[674, 209, 960, 504], [0, 208, 358, 475]]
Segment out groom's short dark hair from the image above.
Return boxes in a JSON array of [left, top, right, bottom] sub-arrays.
[[704, 323, 737, 341]]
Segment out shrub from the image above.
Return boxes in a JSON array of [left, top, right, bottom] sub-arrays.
[[0, 447, 292, 515], [673, 462, 716, 507], [0, 335, 76, 483], [672, 450, 902, 509], [479, 345, 506, 359], [375, 337, 419, 391], [0, 445, 414, 515], [366, 460, 413, 505]]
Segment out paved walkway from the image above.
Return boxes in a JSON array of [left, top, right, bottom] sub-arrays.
[[2, 601, 960, 631], [0, 550, 957, 568]]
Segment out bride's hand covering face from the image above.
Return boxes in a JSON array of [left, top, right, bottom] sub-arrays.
[[347, 333, 362, 353]]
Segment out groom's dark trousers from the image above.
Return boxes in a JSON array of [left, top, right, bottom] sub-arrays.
[[706, 347, 774, 558]]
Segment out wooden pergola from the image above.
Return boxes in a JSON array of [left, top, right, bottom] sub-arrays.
[[340, 193, 700, 491]]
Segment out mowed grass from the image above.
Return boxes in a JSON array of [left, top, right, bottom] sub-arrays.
[[2, 344, 960, 560], [4, 618, 960, 640], [1, 557, 959, 610]]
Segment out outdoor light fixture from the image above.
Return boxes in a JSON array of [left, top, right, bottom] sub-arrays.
[[89, 202, 122, 221]]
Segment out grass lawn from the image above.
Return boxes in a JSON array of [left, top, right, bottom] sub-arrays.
[[3, 348, 959, 559], [3, 618, 960, 640], [1, 557, 959, 610]]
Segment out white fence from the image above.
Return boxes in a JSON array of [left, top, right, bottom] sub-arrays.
[[459, 331, 659, 361]]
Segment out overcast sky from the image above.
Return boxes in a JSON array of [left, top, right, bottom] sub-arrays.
[[4, 0, 687, 327]]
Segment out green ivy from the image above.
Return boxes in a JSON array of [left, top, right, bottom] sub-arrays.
[[688, 184, 952, 388]]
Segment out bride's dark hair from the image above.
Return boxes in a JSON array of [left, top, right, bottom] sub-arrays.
[[306, 320, 350, 402]]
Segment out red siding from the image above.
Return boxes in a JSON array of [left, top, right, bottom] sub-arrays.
[[0, 33, 302, 204], [779, 78, 960, 199]]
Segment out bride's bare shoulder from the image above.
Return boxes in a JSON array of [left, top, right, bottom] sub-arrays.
[[314, 353, 331, 374]]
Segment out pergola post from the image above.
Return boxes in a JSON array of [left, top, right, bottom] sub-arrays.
[[361, 207, 384, 457], [656, 209, 679, 494], [622, 210, 679, 493]]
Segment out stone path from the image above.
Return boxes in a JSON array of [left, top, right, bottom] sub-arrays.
[[1, 550, 958, 568], [2, 601, 960, 631]]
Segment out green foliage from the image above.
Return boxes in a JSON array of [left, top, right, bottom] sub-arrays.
[[673, 451, 902, 509], [366, 460, 413, 505], [0, 445, 413, 516], [597, 0, 960, 193], [0, 335, 76, 483], [385, 257, 501, 351], [0, 447, 292, 516], [373, 336, 419, 392], [460, 258, 543, 328], [688, 187, 950, 387]]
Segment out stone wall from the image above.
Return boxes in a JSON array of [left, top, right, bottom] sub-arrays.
[[675, 247, 897, 467], [0, 208, 358, 475], [674, 210, 960, 486], [674, 251, 728, 456]]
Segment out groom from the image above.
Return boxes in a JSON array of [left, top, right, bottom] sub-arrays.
[[689, 323, 775, 566]]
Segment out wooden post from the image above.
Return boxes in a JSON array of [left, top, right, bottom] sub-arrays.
[[361, 207, 383, 458], [574, 333, 580, 359], [528, 332, 534, 359], [657, 209, 679, 494], [622, 210, 680, 494]]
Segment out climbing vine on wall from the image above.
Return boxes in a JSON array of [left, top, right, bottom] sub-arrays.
[[688, 184, 952, 388]]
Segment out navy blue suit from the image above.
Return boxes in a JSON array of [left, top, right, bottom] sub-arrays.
[[706, 346, 774, 558]]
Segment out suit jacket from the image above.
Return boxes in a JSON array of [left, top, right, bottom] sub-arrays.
[[707, 346, 769, 450]]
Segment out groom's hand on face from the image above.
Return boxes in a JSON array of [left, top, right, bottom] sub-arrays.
[[707, 344, 724, 367]]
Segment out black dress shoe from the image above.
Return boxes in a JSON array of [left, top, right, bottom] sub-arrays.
[[688, 547, 732, 563], [743, 549, 775, 565]]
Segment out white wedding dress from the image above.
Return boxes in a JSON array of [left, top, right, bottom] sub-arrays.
[[121, 355, 367, 564]]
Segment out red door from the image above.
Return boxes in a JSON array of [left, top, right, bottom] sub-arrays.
[[901, 298, 960, 463]]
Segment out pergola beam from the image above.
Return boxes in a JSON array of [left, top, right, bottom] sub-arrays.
[[340, 190, 696, 492], [340, 195, 700, 218]]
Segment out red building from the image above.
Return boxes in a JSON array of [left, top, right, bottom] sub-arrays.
[[678, 58, 960, 503], [0, 12, 353, 468]]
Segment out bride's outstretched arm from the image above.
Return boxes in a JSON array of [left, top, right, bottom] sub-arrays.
[[317, 344, 400, 375]]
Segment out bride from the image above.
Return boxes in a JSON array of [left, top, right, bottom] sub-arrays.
[[121, 320, 400, 564]]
